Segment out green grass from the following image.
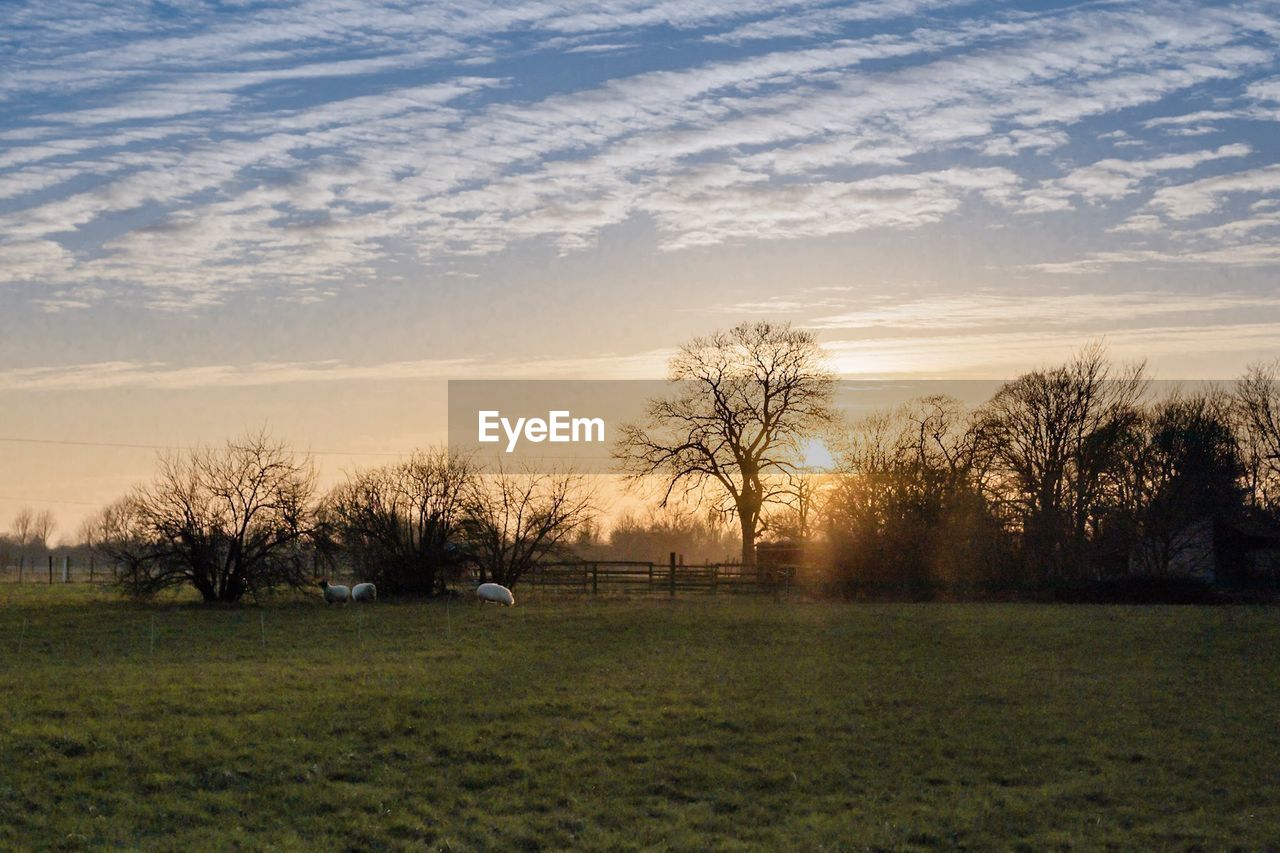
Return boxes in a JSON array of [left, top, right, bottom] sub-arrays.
[[1, 586, 1278, 850]]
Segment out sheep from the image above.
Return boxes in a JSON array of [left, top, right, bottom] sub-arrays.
[[475, 581, 515, 607], [351, 582, 377, 603], [320, 580, 350, 604]]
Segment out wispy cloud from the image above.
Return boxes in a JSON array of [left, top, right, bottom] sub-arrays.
[[0, 349, 677, 391], [824, 322, 1280, 376], [808, 290, 1280, 330]]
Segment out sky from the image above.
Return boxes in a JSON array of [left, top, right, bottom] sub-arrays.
[[1, 0, 1279, 536]]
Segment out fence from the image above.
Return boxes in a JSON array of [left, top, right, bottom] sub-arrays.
[[0, 553, 801, 597], [524, 554, 798, 596], [0, 555, 111, 584]]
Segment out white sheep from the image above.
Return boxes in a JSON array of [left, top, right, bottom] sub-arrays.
[[351, 582, 377, 603], [320, 580, 350, 604], [475, 582, 515, 607]]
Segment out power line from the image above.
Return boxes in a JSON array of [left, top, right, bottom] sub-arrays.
[[0, 436, 412, 458], [0, 494, 102, 507]]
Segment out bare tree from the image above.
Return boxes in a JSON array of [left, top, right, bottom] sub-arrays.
[[462, 466, 596, 588], [323, 449, 476, 596], [974, 344, 1146, 580], [91, 431, 318, 602], [824, 395, 1003, 595], [10, 507, 55, 549], [607, 503, 738, 564], [616, 321, 834, 568], [11, 507, 34, 547], [87, 497, 155, 583], [32, 509, 55, 549], [767, 469, 826, 543], [1236, 360, 1280, 510]]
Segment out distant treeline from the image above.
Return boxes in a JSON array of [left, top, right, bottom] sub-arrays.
[[802, 348, 1280, 599], [0, 506, 94, 567]]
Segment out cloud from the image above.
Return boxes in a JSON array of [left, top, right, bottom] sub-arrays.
[[807, 290, 1280, 330], [647, 167, 1022, 250], [0, 349, 677, 391], [2, 0, 1279, 307], [1019, 144, 1253, 212], [707, 0, 971, 44], [1146, 163, 1280, 218], [823, 321, 1280, 376], [1024, 242, 1280, 273]]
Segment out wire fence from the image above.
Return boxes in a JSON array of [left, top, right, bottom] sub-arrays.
[[0, 555, 110, 584]]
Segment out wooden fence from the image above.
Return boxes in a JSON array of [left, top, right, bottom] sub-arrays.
[[0, 552, 800, 597], [523, 554, 797, 596]]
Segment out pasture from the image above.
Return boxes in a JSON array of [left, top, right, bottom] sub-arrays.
[[1, 587, 1278, 850]]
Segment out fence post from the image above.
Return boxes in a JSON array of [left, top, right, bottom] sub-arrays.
[[18, 555, 23, 583], [48, 555, 54, 584], [89, 556, 95, 583], [591, 563, 598, 596], [62, 556, 69, 583], [669, 552, 676, 598]]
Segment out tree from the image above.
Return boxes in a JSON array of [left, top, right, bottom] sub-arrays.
[[323, 449, 475, 596], [10, 506, 55, 550], [607, 504, 738, 564], [1236, 360, 1280, 511], [1131, 390, 1246, 575], [974, 344, 1146, 581], [461, 466, 595, 588], [616, 321, 834, 568], [91, 431, 318, 602], [88, 497, 155, 584], [11, 508, 34, 547], [824, 396, 1005, 596]]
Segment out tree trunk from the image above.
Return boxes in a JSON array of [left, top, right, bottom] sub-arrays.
[[739, 513, 756, 569]]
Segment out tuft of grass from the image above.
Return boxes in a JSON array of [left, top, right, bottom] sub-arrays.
[[0, 585, 1278, 848]]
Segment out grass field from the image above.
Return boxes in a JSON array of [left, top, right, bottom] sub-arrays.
[[1, 586, 1278, 850]]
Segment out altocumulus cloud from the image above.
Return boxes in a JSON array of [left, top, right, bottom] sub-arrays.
[[0, 0, 1279, 308]]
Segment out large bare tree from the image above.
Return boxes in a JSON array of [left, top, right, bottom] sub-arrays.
[[616, 321, 834, 568], [90, 431, 318, 602], [323, 449, 476, 596]]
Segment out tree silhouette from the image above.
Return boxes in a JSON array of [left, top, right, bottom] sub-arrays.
[[90, 430, 318, 602], [461, 465, 595, 588], [323, 449, 475, 596], [974, 344, 1146, 580], [616, 321, 834, 568]]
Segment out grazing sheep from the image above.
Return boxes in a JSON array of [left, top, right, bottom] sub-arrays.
[[475, 582, 515, 607], [351, 582, 377, 603], [320, 580, 350, 604]]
